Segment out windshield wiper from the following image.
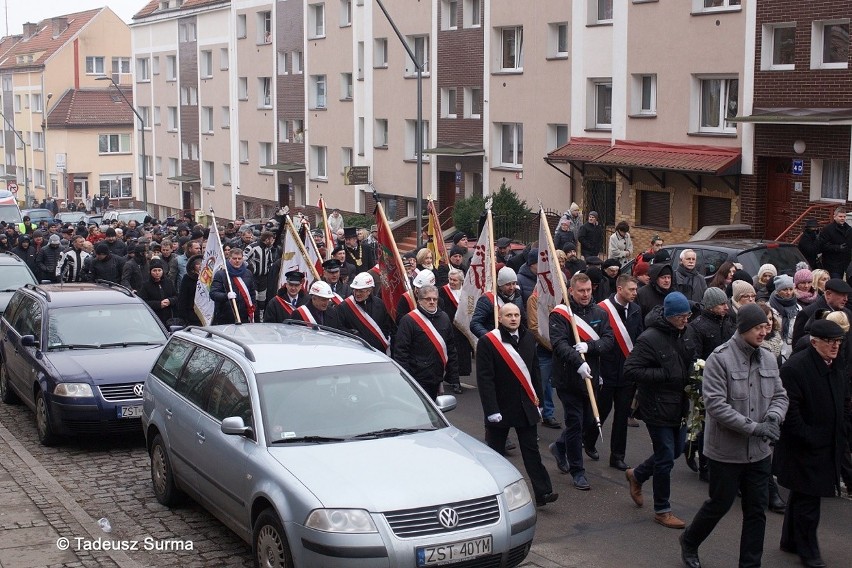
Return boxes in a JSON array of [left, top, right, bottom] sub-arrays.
[[351, 427, 436, 439], [270, 435, 346, 444], [99, 341, 163, 348], [49, 343, 102, 350]]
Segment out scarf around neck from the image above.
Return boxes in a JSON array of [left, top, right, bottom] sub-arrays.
[[769, 291, 798, 341]]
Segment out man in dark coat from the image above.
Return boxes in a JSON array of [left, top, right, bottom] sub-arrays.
[[88, 242, 125, 284], [264, 271, 307, 323], [470, 267, 526, 338], [673, 249, 707, 304], [817, 207, 852, 278], [289, 280, 340, 329], [623, 292, 696, 529], [210, 247, 257, 324], [10, 235, 36, 274], [791, 277, 852, 347], [516, 249, 538, 305], [343, 227, 374, 275], [395, 284, 458, 399], [775, 319, 850, 568], [336, 271, 394, 353], [561, 242, 586, 278], [176, 254, 202, 326], [636, 262, 673, 318], [35, 234, 63, 283], [798, 219, 820, 269], [121, 245, 147, 293], [577, 211, 604, 260], [476, 303, 557, 507]]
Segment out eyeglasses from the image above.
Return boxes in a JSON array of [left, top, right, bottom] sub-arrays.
[[815, 337, 844, 346], [739, 294, 757, 300], [420, 297, 439, 303]]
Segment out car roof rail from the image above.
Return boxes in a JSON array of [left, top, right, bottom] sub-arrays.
[[183, 326, 257, 362], [279, 319, 376, 351], [22, 282, 50, 302], [94, 280, 134, 297], [0, 250, 21, 259]]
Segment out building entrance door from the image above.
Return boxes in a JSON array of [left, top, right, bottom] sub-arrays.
[[765, 158, 793, 239], [438, 171, 456, 226]]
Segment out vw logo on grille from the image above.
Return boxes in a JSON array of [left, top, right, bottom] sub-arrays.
[[437, 507, 459, 529], [133, 383, 145, 397]]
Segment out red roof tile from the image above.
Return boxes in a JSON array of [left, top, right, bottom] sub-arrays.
[[46, 88, 134, 128], [546, 137, 611, 162], [133, 0, 230, 20], [592, 141, 741, 175], [0, 9, 102, 70]]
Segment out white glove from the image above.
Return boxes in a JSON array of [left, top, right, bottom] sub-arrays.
[[577, 363, 592, 379], [487, 413, 503, 423], [574, 342, 589, 354], [227, 291, 237, 300]]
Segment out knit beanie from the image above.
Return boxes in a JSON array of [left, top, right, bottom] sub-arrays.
[[702, 286, 728, 309], [497, 266, 517, 286], [773, 274, 794, 291], [794, 268, 813, 285], [737, 303, 769, 334], [663, 291, 690, 318], [731, 280, 756, 302], [758, 263, 778, 280]]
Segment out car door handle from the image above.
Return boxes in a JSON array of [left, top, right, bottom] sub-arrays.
[[165, 409, 173, 419], [196, 432, 205, 443]]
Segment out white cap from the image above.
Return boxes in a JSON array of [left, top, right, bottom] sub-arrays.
[[412, 269, 435, 288], [309, 281, 334, 299], [350, 272, 375, 289], [497, 266, 517, 286]]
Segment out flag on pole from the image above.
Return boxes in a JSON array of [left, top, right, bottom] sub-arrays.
[[426, 199, 449, 266], [276, 215, 320, 290], [300, 220, 324, 279], [194, 217, 226, 326], [535, 208, 567, 347], [318, 196, 334, 260], [454, 208, 494, 349], [374, 202, 411, 321]]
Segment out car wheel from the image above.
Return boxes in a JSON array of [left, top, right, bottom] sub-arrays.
[[150, 434, 184, 506], [0, 364, 19, 404], [35, 389, 59, 446], [253, 508, 293, 568]]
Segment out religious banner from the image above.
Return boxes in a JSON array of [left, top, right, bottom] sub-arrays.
[[194, 216, 226, 326], [454, 204, 495, 349], [374, 202, 410, 321]]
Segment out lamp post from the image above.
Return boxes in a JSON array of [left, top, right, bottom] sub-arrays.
[[42, 93, 52, 204], [0, 108, 29, 206], [96, 75, 148, 212], [374, 0, 423, 246]]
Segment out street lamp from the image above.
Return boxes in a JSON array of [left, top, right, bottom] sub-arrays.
[[42, 93, 53, 204], [96, 75, 148, 212]]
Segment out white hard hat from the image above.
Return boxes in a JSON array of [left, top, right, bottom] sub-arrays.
[[309, 280, 334, 299], [412, 269, 435, 288], [350, 272, 375, 290]]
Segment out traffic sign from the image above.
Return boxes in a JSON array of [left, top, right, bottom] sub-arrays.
[[7, 181, 18, 194]]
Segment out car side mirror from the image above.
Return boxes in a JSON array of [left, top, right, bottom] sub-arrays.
[[20, 334, 39, 348], [221, 416, 253, 437], [435, 395, 457, 413]]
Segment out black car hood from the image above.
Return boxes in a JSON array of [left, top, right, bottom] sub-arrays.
[[47, 345, 163, 385]]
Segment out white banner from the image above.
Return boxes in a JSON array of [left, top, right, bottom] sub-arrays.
[[276, 216, 315, 290], [535, 210, 563, 348], [454, 212, 493, 349], [194, 220, 226, 326]]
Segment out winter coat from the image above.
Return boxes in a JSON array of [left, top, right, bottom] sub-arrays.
[[516, 263, 537, 305], [336, 294, 395, 352], [550, 299, 614, 395], [470, 292, 526, 339], [177, 272, 202, 326], [35, 245, 62, 283], [395, 306, 458, 387], [11, 244, 37, 274], [798, 229, 820, 269], [686, 309, 737, 360], [476, 326, 542, 428], [88, 253, 125, 284], [211, 266, 257, 324], [577, 222, 604, 257], [674, 264, 707, 304], [554, 229, 576, 252], [264, 289, 307, 323], [623, 305, 695, 427], [138, 277, 178, 325], [598, 296, 644, 388], [636, 263, 673, 318], [608, 232, 633, 265], [104, 239, 127, 258], [121, 258, 145, 292], [775, 346, 850, 496], [818, 220, 852, 275]]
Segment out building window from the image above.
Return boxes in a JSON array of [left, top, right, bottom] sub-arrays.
[[695, 196, 732, 230], [258, 77, 272, 107], [178, 22, 196, 42], [200, 50, 213, 77], [237, 14, 247, 39], [549, 23, 569, 58], [588, 80, 612, 129], [155, 156, 162, 176], [694, 0, 742, 13], [499, 27, 524, 71], [292, 51, 303, 74], [99, 175, 132, 199], [201, 106, 214, 133], [592, 0, 613, 24], [259, 142, 273, 166], [222, 163, 231, 185], [405, 120, 430, 161], [374, 38, 388, 68], [166, 55, 177, 80], [238, 77, 248, 100], [181, 142, 198, 160], [258, 11, 272, 43], [239, 140, 249, 163], [498, 123, 523, 167], [811, 20, 849, 69], [168, 158, 178, 178], [31, 94, 43, 112], [631, 74, 656, 116], [405, 35, 430, 75], [464, 87, 482, 118], [167, 106, 178, 130], [341, 147, 353, 173], [358, 117, 365, 155], [638, 191, 670, 230], [442, 0, 458, 31], [278, 118, 287, 142], [441, 87, 457, 118], [547, 124, 569, 152], [311, 75, 327, 108], [220, 48, 229, 70], [698, 77, 738, 134], [13, 95, 20, 112], [375, 119, 389, 148], [291, 119, 305, 142], [180, 86, 198, 106], [139, 106, 152, 128], [278, 51, 288, 75], [811, 159, 849, 201], [311, 145, 328, 179], [112, 57, 131, 77], [340, 0, 352, 27], [463, 0, 481, 28], [136, 57, 151, 81], [762, 24, 795, 70], [153, 106, 161, 125], [221, 106, 230, 128], [341, 73, 353, 99], [86, 56, 105, 75], [31, 131, 44, 151], [203, 161, 215, 188], [309, 3, 326, 39]]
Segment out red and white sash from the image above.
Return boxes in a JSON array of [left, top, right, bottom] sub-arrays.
[[484, 291, 505, 308], [274, 296, 296, 316], [344, 296, 389, 350], [408, 310, 448, 367], [232, 276, 255, 321], [599, 299, 634, 358], [484, 329, 538, 406], [294, 305, 317, 324], [442, 284, 458, 308], [331, 293, 343, 306], [551, 304, 600, 342], [403, 290, 416, 310]]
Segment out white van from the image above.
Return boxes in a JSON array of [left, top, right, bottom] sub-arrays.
[[0, 190, 23, 226]]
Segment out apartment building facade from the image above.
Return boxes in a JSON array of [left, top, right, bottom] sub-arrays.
[[0, 8, 132, 208]]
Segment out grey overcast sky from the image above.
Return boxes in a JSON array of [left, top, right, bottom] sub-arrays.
[[2, 0, 141, 36]]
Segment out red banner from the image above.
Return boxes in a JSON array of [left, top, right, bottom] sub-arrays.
[[427, 200, 449, 266], [375, 202, 411, 321]]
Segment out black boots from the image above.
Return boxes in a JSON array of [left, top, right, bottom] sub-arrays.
[[768, 477, 786, 514]]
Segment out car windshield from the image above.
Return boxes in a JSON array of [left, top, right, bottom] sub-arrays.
[[57, 212, 87, 223], [0, 265, 36, 291], [47, 304, 167, 350], [738, 246, 803, 276], [257, 361, 446, 445], [0, 204, 22, 224]]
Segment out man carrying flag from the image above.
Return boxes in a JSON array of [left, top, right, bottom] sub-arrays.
[[194, 216, 226, 326], [337, 272, 395, 353], [210, 247, 257, 324], [549, 272, 614, 491]]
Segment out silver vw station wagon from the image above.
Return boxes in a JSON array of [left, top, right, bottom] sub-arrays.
[[141, 323, 536, 567]]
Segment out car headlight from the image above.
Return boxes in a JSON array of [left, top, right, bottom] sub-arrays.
[[305, 509, 378, 533], [502, 480, 532, 511], [53, 383, 94, 398]]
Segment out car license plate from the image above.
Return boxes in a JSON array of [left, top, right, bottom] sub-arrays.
[[416, 536, 492, 566], [117, 405, 143, 419]]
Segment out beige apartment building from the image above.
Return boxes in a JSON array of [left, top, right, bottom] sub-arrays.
[[0, 8, 132, 209]]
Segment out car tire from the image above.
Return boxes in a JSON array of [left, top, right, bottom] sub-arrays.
[[0, 363, 19, 404], [35, 389, 59, 446], [253, 508, 293, 568], [150, 434, 184, 506]]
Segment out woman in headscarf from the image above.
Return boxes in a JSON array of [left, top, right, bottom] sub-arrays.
[[554, 215, 576, 252], [753, 263, 777, 302], [138, 258, 178, 325], [768, 275, 799, 361], [793, 268, 818, 307]]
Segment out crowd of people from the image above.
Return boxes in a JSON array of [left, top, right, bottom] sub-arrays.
[[2, 201, 850, 568]]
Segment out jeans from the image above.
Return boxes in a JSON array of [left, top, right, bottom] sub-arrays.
[[683, 457, 770, 568], [537, 346, 555, 420], [556, 388, 596, 476], [633, 424, 687, 513]]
